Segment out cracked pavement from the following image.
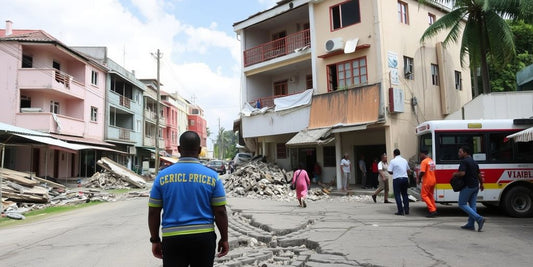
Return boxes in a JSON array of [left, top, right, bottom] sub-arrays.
[[219, 196, 533, 266]]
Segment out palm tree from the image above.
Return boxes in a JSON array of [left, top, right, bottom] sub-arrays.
[[419, 0, 532, 95]]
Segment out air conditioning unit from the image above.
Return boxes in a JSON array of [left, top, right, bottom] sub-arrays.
[[325, 38, 344, 52], [389, 87, 405, 113]]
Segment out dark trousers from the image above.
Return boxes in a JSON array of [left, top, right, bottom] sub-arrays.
[[162, 231, 216, 267], [393, 177, 409, 214]]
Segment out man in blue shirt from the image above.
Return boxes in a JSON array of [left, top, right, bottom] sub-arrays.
[[388, 149, 412, 215], [148, 131, 229, 266]]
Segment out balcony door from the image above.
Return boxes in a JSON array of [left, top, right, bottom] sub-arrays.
[[273, 80, 288, 96], [271, 31, 286, 57]]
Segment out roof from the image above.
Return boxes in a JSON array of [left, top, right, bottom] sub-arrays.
[[286, 127, 334, 147], [0, 29, 58, 42]]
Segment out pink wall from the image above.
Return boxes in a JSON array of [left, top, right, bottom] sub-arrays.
[[0, 43, 21, 125]]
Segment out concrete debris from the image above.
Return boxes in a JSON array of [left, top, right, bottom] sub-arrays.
[[96, 157, 146, 188], [85, 171, 136, 189], [223, 161, 331, 201], [1, 166, 149, 220]]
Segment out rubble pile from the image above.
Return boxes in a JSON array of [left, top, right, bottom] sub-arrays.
[[223, 161, 330, 201], [1, 157, 149, 220], [85, 171, 135, 189]]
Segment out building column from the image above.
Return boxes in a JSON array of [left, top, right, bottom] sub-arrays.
[[335, 132, 342, 190], [262, 141, 267, 158]]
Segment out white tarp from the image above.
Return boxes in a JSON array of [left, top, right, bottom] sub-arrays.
[[507, 127, 533, 142], [274, 89, 313, 112]]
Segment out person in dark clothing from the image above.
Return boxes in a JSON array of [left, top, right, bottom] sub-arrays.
[[453, 146, 485, 232]]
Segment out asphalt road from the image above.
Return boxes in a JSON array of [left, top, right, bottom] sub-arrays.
[[0, 198, 161, 267], [1, 196, 533, 266]]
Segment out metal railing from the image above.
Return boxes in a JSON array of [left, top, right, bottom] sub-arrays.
[[243, 29, 311, 67], [249, 90, 306, 108]]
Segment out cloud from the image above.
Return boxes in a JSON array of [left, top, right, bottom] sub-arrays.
[[0, 0, 242, 149]]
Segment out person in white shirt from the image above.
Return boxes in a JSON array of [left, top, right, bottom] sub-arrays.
[[387, 149, 412, 215], [340, 153, 352, 191], [372, 153, 392, 203]]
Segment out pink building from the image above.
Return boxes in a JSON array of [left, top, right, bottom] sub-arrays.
[[161, 91, 179, 156], [187, 104, 207, 150], [0, 21, 108, 178]]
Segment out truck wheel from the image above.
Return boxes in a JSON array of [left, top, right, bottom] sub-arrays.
[[502, 186, 533, 218]]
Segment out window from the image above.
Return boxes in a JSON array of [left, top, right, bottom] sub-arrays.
[[49, 101, 60, 114], [455, 71, 462, 90], [323, 146, 336, 167], [436, 133, 485, 163], [145, 122, 153, 137], [276, 143, 287, 159], [403, 56, 414, 80], [90, 106, 98, 122], [273, 80, 288, 96], [428, 13, 436, 25], [20, 95, 31, 108], [91, 70, 98, 86], [398, 1, 409, 24], [327, 57, 368, 91], [306, 74, 313, 89], [331, 0, 361, 30], [190, 120, 195, 126], [22, 55, 33, 68], [431, 64, 439, 85]]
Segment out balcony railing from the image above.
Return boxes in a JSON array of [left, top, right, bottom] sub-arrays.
[[119, 96, 131, 109], [243, 29, 311, 67], [249, 90, 306, 109], [119, 128, 131, 140], [18, 68, 84, 99]]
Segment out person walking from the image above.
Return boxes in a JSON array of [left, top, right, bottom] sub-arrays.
[[418, 149, 437, 217], [358, 155, 368, 189], [372, 153, 391, 203], [388, 149, 412, 215], [453, 146, 486, 231], [292, 165, 311, 207], [340, 154, 352, 191], [148, 131, 229, 266]]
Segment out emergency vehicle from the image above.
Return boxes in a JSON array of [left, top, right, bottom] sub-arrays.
[[415, 119, 533, 217]]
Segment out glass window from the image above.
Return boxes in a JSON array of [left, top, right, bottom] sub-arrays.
[[428, 13, 436, 25], [91, 106, 98, 122], [91, 70, 98, 86], [330, 0, 361, 30], [455, 71, 462, 90], [323, 146, 336, 167], [398, 1, 409, 24], [436, 133, 485, 163], [431, 64, 439, 85], [328, 57, 368, 91], [404, 56, 414, 80]]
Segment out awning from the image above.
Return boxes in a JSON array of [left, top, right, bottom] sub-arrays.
[[14, 134, 83, 153], [14, 134, 128, 154], [50, 133, 116, 147], [507, 127, 533, 142], [286, 127, 334, 147]]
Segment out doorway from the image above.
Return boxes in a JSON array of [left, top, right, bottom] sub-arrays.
[[353, 144, 386, 187]]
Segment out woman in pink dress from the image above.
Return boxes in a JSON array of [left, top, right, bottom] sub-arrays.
[[292, 166, 310, 207]]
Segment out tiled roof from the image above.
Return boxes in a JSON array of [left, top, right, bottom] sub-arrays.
[[0, 29, 57, 42]]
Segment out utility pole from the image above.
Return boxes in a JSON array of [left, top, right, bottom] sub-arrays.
[[218, 118, 221, 159], [152, 49, 162, 172]]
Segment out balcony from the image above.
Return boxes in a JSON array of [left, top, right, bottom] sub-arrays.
[[17, 68, 85, 99], [16, 112, 85, 137], [249, 90, 306, 109], [244, 29, 310, 67], [119, 96, 131, 109]]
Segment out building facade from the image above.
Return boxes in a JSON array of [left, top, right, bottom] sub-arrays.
[[187, 103, 208, 157], [73, 46, 146, 172], [161, 90, 179, 156], [0, 24, 111, 179], [234, 0, 472, 188]]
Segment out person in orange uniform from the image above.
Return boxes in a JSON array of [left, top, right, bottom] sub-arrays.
[[418, 149, 438, 218]]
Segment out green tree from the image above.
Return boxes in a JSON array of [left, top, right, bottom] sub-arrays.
[[214, 128, 238, 160], [419, 0, 532, 95], [489, 20, 533, 92]]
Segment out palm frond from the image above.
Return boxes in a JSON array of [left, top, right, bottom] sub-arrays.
[[484, 11, 516, 63], [460, 20, 483, 68], [420, 7, 467, 43]]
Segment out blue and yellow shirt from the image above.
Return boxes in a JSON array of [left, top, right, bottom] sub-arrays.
[[148, 157, 227, 237]]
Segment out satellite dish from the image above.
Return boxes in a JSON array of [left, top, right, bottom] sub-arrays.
[[344, 38, 359, 54]]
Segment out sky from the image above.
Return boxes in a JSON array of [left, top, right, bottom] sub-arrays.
[[0, 0, 278, 149]]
